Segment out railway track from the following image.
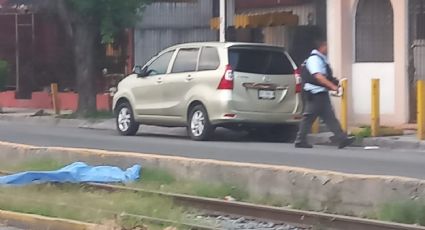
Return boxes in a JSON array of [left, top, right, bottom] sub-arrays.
[[1, 170, 425, 230], [89, 183, 425, 230]]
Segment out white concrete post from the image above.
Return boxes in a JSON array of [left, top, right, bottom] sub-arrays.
[[220, 0, 226, 42], [391, 0, 409, 124]]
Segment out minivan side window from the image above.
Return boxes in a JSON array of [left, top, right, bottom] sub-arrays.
[[198, 47, 220, 71], [171, 48, 200, 73], [146, 51, 174, 76]]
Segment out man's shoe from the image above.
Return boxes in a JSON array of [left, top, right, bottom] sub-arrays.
[[295, 142, 313, 149], [338, 136, 355, 149]]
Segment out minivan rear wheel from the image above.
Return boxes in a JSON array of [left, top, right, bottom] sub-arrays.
[[116, 102, 139, 136], [187, 105, 214, 141]]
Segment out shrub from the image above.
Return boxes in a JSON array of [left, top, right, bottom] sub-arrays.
[[0, 60, 8, 91], [379, 200, 425, 226]]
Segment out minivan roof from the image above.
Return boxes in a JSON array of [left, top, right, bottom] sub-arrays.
[[162, 42, 286, 51]]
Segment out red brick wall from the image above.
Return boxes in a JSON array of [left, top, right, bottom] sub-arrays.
[[0, 91, 111, 112]]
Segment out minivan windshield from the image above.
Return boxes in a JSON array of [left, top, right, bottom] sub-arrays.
[[228, 47, 294, 75]]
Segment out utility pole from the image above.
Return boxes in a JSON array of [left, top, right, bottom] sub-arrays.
[[219, 0, 226, 42]]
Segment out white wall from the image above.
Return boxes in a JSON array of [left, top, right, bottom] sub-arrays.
[[327, 0, 409, 125], [352, 63, 395, 114]]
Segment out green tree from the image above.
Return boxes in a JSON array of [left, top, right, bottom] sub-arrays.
[[0, 60, 7, 113], [36, 0, 151, 115], [0, 60, 7, 92]]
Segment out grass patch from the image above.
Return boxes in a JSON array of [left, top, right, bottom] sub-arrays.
[[3, 158, 250, 201], [378, 200, 425, 225], [180, 182, 247, 201], [291, 197, 312, 211], [352, 126, 372, 138], [134, 169, 248, 201], [0, 157, 66, 172], [141, 168, 176, 185], [0, 184, 189, 229], [57, 110, 113, 120], [350, 126, 404, 138]]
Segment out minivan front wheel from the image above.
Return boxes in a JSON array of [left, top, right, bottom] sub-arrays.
[[187, 105, 214, 141], [116, 102, 139, 136]]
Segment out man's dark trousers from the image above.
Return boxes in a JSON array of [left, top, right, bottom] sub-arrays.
[[295, 92, 347, 144]]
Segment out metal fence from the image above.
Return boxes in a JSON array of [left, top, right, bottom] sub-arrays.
[[134, 0, 217, 66], [412, 40, 425, 81]]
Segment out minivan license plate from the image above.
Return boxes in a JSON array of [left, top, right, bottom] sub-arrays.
[[258, 90, 275, 100]]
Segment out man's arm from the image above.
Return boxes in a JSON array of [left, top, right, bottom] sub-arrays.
[[329, 76, 340, 86], [314, 73, 338, 91]]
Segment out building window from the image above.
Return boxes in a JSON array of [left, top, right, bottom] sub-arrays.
[[355, 0, 394, 62]]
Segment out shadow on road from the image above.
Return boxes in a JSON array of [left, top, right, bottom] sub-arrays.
[[133, 127, 295, 143]]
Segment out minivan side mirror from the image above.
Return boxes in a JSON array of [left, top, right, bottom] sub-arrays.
[[133, 65, 147, 77]]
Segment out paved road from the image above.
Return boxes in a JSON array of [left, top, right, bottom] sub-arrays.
[[0, 120, 424, 179], [0, 224, 24, 230]]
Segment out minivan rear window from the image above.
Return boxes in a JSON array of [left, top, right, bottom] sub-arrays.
[[228, 48, 294, 75]]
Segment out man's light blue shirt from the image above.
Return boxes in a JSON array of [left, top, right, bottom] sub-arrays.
[[303, 49, 328, 94]]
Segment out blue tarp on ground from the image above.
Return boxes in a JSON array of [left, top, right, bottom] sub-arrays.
[[0, 162, 141, 186]]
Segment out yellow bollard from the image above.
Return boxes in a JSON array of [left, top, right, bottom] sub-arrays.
[[417, 80, 425, 140], [51, 83, 60, 115], [311, 118, 320, 134], [340, 79, 348, 133], [371, 79, 380, 137]]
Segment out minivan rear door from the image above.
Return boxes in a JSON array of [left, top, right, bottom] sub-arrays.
[[229, 46, 298, 114]]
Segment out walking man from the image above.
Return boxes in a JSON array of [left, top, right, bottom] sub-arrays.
[[295, 38, 355, 149]]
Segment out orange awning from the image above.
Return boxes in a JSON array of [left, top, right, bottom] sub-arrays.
[[210, 17, 221, 30], [210, 12, 299, 30]]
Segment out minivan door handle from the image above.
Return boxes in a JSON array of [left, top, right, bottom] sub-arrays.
[[156, 77, 163, 84], [186, 75, 193, 81]]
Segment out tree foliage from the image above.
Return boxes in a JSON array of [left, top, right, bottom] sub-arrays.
[[0, 60, 8, 91], [34, 0, 152, 114], [67, 0, 151, 43]]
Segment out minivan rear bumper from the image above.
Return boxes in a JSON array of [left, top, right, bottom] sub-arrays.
[[205, 90, 301, 126], [210, 110, 302, 126]]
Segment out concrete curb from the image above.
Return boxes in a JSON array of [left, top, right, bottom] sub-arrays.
[[0, 210, 107, 230], [0, 141, 425, 217]]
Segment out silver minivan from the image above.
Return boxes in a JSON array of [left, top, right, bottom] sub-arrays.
[[113, 42, 302, 141]]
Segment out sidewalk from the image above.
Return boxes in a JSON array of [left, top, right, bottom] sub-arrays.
[[0, 108, 424, 150], [0, 108, 114, 130]]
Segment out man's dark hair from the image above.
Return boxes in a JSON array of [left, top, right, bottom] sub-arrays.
[[313, 38, 327, 50]]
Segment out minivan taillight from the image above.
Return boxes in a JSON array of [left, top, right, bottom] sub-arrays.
[[217, 64, 234, 90], [294, 68, 302, 93]]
